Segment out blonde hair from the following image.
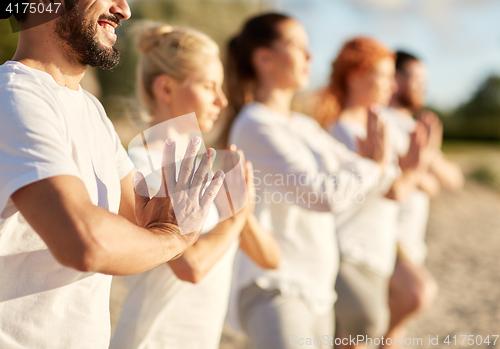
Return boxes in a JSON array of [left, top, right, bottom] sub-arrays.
[[135, 21, 220, 115]]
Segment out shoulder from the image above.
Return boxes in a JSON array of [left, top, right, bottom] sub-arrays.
[[0, 64, 66, 133], [230, 103, 276, 142], [291, 110, 323, 131], [0, 62, 56, 106], [328, 120, 362, 152], [232, 103, 272, 129]]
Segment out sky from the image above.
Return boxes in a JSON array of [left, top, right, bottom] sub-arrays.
[[269, 0, 500, 111]]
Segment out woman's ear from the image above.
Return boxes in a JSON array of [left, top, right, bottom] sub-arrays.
[[152, 75, 175, 106], [252, 47, 273, 74]]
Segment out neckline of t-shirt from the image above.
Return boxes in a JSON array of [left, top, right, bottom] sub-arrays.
[[5, 60, 83, 96], [248, 101, 298, 123]]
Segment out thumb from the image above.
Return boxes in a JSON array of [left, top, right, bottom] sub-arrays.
[[133, 171, 150, 210]]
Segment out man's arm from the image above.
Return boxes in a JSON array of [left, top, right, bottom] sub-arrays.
[[12, 175, 182, 275], [12, 139, 224, 276], [429, 154, 464, 192], [119, 171, 138, 224]]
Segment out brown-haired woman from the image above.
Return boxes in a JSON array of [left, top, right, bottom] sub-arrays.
[[225, 14, 395, 349], [304, 37, 434, 349]]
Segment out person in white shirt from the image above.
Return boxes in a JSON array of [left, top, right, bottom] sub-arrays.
[[110, 23, 281, 349], [383, 50, 464, 347], [301, 37, 434, 349], [0, 3, 224, 349], [225, 14, 394, 349]]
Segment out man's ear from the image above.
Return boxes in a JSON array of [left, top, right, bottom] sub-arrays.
[[152, 75, 176, 106], [252, 47, 273, 74]]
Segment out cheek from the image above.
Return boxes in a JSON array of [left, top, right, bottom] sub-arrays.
[[283, 52, 308, 86], [376, 77, 393, 96], [174, 88, 205, 116]]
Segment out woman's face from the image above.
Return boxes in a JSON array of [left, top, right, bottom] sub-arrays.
[[169, 55, 228, 133], [260, 19, 312, 90], [350, 57, 397, 106]]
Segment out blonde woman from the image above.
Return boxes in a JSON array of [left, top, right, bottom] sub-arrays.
[[110, 23, 280, 349]]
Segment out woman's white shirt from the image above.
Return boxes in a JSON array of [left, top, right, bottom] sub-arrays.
[[229, 102, 389, 315], [110, 148, 238, 349], [329, 117, 400, 277]]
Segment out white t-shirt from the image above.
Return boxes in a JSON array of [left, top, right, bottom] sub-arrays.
[[229, 103, 391, 316], [0, 61, 133, 348], [384, 108, 430, 264], [110, 148, 237, 349], [329, 117, 400, 277]]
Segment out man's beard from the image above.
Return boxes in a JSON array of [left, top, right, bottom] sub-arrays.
[[397, 89, 423, 112], [55, 1, 121, 70]]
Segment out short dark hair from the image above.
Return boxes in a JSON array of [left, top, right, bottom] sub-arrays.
[[395, 50, 420, 73]]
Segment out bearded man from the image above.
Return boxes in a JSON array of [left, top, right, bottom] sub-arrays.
[[0, 1, 223, 348]]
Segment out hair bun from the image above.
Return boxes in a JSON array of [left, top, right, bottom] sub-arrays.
[[138, 24, 175, 54]]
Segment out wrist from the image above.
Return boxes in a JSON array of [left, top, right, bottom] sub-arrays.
[[145, 222, 187, 259]]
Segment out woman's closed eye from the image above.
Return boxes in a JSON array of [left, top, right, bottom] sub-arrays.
[[203, 81, 217, 91]]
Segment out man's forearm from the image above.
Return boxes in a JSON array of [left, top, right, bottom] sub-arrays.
[[79, 205, 188, 275]]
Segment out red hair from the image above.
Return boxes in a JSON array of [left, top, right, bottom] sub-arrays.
[[315, 37, 395, 128]]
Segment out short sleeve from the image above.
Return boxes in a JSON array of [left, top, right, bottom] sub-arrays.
[[85, 91, 134, 181], [0, 87, 82, 219]]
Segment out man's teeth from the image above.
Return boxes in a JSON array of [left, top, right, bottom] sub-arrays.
[[100, 23, 115, 34]]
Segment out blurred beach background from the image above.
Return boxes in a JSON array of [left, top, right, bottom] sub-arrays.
[[2, 0, 500, 347]]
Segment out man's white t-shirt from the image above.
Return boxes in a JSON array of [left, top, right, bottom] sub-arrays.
[[384, 108, 430, 264], [0, 61, 133, 349]]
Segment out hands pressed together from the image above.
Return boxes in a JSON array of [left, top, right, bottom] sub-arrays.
[[133, 137, 256, 259], [133, 136, 225, 253]]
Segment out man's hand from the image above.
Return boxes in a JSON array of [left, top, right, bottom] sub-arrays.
[[419, 110, 443, 150], [134, 136, 224, 253]]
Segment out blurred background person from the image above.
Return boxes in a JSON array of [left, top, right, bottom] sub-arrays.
[[110, 23, 281, 349], [383, 50, 464, 347], [299, 37, 433, 349], [226, 13, 394, 349]]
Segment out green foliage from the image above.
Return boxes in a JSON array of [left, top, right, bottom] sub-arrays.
[[455, 75, 500, 119], [434, 74, 500, 140], [469, 165, 500, 190], [0, 19, 19, 64]]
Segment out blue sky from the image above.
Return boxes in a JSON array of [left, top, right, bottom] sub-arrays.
[[270, 0, 500, 111]]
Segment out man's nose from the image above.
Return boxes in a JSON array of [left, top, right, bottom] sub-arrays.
[[110, 0, 131, 20]]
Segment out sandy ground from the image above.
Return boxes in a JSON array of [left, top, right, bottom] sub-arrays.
[[109, 137, 500, 348]]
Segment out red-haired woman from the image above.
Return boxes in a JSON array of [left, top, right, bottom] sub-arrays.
[[304, 37, 434, 349]]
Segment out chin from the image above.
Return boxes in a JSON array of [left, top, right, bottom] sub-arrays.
[[199, 121, 214, 133], [294, 78, 309, 91]]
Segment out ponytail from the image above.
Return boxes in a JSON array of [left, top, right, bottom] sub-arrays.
[[219, 13, 292, 147]]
